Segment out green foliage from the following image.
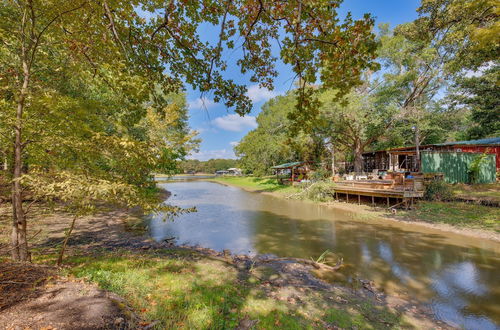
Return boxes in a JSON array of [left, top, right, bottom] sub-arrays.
[[212, 176, 299, 195], [301, 181, 336, 202], [65, 251, 408, 329], [180, 159, 238, 174], [448, 64, 500, 140], [424, 180, 454, 201], [468, 153, 490, 184], [235, 93, 319, 175], [416, 0, 499, 72], [1, 0, 381, 260], [309, 168, 331, 181]]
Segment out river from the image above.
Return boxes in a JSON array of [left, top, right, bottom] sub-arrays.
[[149, 179, 500, 329]]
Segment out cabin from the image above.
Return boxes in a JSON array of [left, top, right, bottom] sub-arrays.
[[271, 161, 310, 184]]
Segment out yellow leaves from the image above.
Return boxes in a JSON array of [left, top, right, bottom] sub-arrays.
[[471, 21, 500, 48]]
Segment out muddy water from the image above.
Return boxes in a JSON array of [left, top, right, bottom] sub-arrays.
[[149, 180, 500, 329]]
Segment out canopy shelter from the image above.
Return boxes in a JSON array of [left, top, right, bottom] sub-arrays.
[[271, 161, 308, 184]]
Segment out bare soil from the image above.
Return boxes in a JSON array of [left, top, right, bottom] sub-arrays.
[[0, 263, 135, 330]]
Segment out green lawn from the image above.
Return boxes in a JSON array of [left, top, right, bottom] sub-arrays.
[[64, 250, 407, 329], [211, 176, 300, 195], [450, 183, 500, 202], [402, 201, 500, 232]]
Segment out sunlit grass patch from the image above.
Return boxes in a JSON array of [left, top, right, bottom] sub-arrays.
[[403, 201, 500, 232], [212, 176, 301, 195], [57, 250, 420, 329]]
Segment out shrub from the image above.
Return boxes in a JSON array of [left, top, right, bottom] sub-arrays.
[[302, 180, 335, 202], [468, 153, 489, 184], [309, 168, 331, 181], [424, 180, 454, 201]]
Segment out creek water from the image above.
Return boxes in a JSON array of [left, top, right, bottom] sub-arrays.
[[149, 180, 500, 329]]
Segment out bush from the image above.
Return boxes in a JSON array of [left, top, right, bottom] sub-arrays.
[[468, 153, 488, 184], [424, 180, 454, 201], [309, 168, 331, 181], [302, 181, 336, 202]]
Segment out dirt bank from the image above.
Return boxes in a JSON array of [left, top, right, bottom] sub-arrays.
[[0, 262, 136, 330]]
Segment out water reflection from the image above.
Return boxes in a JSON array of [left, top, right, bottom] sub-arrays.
[[149, 181, 500, 329]]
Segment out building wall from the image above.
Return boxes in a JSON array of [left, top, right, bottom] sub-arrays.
[[421, 151, 496, 184], [434, 146, 500, 169]]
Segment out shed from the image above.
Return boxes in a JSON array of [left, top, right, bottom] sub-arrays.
[[421, 151, 496, 184], [271, 161, 308, 183]]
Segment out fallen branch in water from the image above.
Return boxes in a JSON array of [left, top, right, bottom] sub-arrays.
[[258, 256, 343, 272]]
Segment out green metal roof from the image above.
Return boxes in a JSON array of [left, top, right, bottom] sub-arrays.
[[271, 161, 304, 169], [435, 137, 500, 146]]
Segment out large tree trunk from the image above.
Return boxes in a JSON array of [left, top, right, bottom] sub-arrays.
[[414, 124, 420, 172], [11, 39, 30, 262], [330, 144, 335, 176], [353, 140, 364, 173]]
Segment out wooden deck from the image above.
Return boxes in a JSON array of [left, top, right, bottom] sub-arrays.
[[333, 179, 424, 208]]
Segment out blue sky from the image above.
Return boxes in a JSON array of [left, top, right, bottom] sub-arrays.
[[187, 0, 420, 160]]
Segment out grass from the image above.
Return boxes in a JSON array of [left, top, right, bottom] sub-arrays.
[[401, 201, 500, 232], [211, 176, 300, 195], [60, 250, 407, 329], [450, 183, 500, 201]]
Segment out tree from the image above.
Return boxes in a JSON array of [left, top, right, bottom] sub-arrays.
[[319, 81, 398, 173], [416, 0, 499, 72], [1, 0, 380, 261], [235, 93, 328, 175], [448, 63, 500, 139]]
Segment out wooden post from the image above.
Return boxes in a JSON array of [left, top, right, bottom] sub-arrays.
[[358, 194, 361, 205], [387, 197, 389, 207], [292, 166, 295, 183], [347, 193, 349, 203], [372, 196, 375, 206]]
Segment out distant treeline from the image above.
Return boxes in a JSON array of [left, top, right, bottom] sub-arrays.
[[180, 159, 238, 174]]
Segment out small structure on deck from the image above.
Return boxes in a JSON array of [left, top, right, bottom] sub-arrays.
[[271, 161, 310, 185]]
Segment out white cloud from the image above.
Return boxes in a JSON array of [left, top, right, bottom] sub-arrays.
[[187, 149, 236, 161], [229, 141, 239, 147], [246, 85, 278, 103], [188, 97, 215, 110], [212, 114, 257, 132]]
